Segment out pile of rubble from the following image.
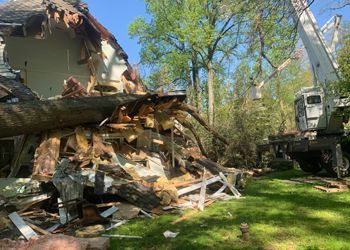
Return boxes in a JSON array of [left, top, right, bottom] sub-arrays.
[[0, 77, 243, 249], [0, 1, 243, 248]]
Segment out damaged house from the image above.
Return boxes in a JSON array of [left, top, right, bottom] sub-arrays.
[[0, 0, 241, 245], [0, 0, 143, 98]]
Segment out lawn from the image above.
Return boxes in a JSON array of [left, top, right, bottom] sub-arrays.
[[108, 170, 350, 250]]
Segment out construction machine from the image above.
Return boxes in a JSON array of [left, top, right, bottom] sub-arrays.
[[253, 0, 350, 177]]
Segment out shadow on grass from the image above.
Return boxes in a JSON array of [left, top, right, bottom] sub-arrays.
[[109, 170, 350, 250]]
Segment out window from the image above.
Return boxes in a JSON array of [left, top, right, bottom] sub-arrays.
[[306, 95, 321, 104]]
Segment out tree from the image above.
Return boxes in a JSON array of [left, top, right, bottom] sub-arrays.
[[327, 0, 350, 10], [129, 1, 202, 109], [129, 0, 311, 164], [337, 33, 350, 95], [130, 0, 249, 126]]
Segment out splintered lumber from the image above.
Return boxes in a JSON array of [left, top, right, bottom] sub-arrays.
[[32, 132, 61, 177], [75, 127, 90, 154], [108, 180, 160, 210], [0, 94, 147, 138]]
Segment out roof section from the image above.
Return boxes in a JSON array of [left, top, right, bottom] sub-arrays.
[[44, 0, 85, 14], [0, 0, 45, 24], [0, 0, 87, 24], [0, 0, 129, 61]]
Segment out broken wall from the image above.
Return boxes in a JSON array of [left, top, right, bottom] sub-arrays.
[[95, 41, 127, 94], [6, 29, 91, 98]]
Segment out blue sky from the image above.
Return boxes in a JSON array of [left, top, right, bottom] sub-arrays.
[[0, 0, 348, 67], [84, 0, 349, 66], [84, 0, 147, 66]]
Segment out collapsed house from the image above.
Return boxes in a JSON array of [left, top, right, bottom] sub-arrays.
[[0, 0, 243, 247]]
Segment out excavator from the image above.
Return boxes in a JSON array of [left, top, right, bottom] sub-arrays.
[[253, 0, 350, 177]]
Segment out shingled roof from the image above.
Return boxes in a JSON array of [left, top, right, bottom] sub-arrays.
[[0, 0, 128, 60], [0, 0, 86, 24], [0, 0, 45, 24]]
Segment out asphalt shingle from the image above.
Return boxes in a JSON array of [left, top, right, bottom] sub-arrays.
[[0, 0, 84, 24]]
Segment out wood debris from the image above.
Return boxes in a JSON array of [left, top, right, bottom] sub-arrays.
[[0, 84, 243, 241]]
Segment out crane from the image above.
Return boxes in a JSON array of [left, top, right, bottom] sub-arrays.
[[250, 14, 342, 101], [256, 0, 350, 177]]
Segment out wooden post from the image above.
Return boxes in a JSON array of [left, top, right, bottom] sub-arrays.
[[171, 123, 175, 168]]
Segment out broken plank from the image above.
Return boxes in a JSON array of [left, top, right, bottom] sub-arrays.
[[212, 184, 227, 196], [140, 209, 153, 219], [96, 202, 120, 208], [106, 220, 128, 231], [25, 221, 50, 235], [219, 172, 241, 198], [8, 212, 38, 240], [177, 176, 221, 196], [58, 198, 74, 225], [101, 206, 119, 218], [107, 124, 136, 130], [46, 223, 61, 233], [0, 83, 12, 94], [314, 185, 344, 193], [171, 210, 198, 225], [197, 169, 207, 211], [102, 234, 142, 239], [172, 179, 202, 188]]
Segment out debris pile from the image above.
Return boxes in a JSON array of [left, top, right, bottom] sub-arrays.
[[285, 177, 350, 193], [0, 77, 243, 245], [0, 0, 243, 246]]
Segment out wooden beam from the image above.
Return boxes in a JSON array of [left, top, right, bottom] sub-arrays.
[[219, 172, 241, 198], [177, 176, 221, 196], [8, 212, 38, 240], [197, 169, 207, 211]]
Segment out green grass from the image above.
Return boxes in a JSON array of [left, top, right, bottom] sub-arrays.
[[108, 170, 350, 250]]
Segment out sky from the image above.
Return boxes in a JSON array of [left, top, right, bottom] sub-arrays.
[[0, 0, 348, 68], [84, 0, 349, 66], [84, 0, 147, 66]]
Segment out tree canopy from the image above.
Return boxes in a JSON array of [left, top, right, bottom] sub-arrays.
[[129, 0, 348, 165]]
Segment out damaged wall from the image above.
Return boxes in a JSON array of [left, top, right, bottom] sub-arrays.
[[0, 0, 136, 98], [6, 29, 91, 98], [95, 41, 127, 93]]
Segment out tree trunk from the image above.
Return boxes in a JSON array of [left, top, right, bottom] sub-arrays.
[[207, 60, 215, 127], [177, 104, 229, 146], [0, 94, 145, 138], [191, 54, 201, 111], [176, 119, 208, 158]]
